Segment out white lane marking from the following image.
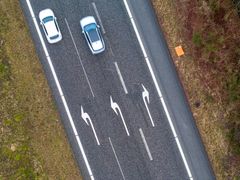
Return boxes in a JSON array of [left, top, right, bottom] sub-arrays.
[[109, 44, 114, 56], [109, 137, 126, 180], [64, 18, 95, 98], [81, 106, 100, 146], [139, 128, 153, 161], [122, 0, 193, 179], [25, 1, 94, 179], [161, 97, 193, 180], [122, 0, 162, 97], [105, 36, 115, 57], [110, 96, 130, 136], [91, 2, 106, 34], [114, 62, 128, 94], [142, 84, 154, 127]]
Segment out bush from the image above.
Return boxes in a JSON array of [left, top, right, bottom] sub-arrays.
[[192, 32, 203, 47]]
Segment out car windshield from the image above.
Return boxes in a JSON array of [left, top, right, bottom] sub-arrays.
[[85, 23, 99, 42], [43, 16, 53, 23]]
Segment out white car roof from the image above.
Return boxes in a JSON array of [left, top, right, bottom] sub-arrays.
[[44, 20, 58, 37]]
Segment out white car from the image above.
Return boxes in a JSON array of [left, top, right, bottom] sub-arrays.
[[39, 9, 62, 44], [80, 16, 105, 54]]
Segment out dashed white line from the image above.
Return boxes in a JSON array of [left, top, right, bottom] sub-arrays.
[[105, 36, 115, 57], [109, 137, 126, 180], [64, 18, 95, 98], [122, 0, 193, 179], [25, 1, 94, 179], [139, 128, 153, 161], [92, 2, 106, 34], [114, 62, 128, 94]]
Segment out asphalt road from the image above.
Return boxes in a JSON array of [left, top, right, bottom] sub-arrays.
[[20, 0, 215, 179]]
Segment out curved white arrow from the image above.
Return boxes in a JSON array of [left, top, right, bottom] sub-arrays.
[[142, 84, 155, 127], [81, 106, 100, 145], [110, 96, 130, 136]]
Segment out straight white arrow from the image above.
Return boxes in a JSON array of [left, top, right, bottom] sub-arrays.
[[110, 96, 130, 136], [81, 106, 100, 145], [142, 84, 155, 127]]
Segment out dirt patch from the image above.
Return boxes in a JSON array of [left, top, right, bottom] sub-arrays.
[[152, 0, 240, 179]]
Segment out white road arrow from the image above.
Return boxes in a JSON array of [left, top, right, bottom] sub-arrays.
[[81, 106, 100, 145], [110, 96, 130, 136], [142, 84, 155, 127]]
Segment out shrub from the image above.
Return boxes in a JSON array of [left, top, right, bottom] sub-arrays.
[[192, 32, 203, 47], [225, 72, 240, 103]]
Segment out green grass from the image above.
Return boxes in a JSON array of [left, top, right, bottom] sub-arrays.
[[192, 32, 203, 47], [226, 72, 240, 103]]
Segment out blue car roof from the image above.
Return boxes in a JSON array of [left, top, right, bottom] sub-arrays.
[[84, 23, 97, 32]]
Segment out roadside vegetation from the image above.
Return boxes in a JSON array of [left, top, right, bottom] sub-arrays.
[[0, 0, 81, 179], [152, 0, 240, 179]]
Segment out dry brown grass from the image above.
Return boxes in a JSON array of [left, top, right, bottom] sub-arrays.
[[0, 0, 81, 179], [152, 0, 240, 179]]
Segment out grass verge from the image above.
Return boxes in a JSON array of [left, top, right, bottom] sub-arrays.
[[0, 0, 81, 179], [151, 0, 240, 179]]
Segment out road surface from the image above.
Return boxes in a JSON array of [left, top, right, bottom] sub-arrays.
[[20, 0, 215, 179]]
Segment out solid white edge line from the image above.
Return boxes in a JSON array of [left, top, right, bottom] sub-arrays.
[[108, 137, 126, 180], [25, 1, 94, 180], [122, 0, 193, 179], [114, 62, 128, 94], [64, 18, 95, 98], [139, 128, 153, 161], [92, 2, 106, 34]]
